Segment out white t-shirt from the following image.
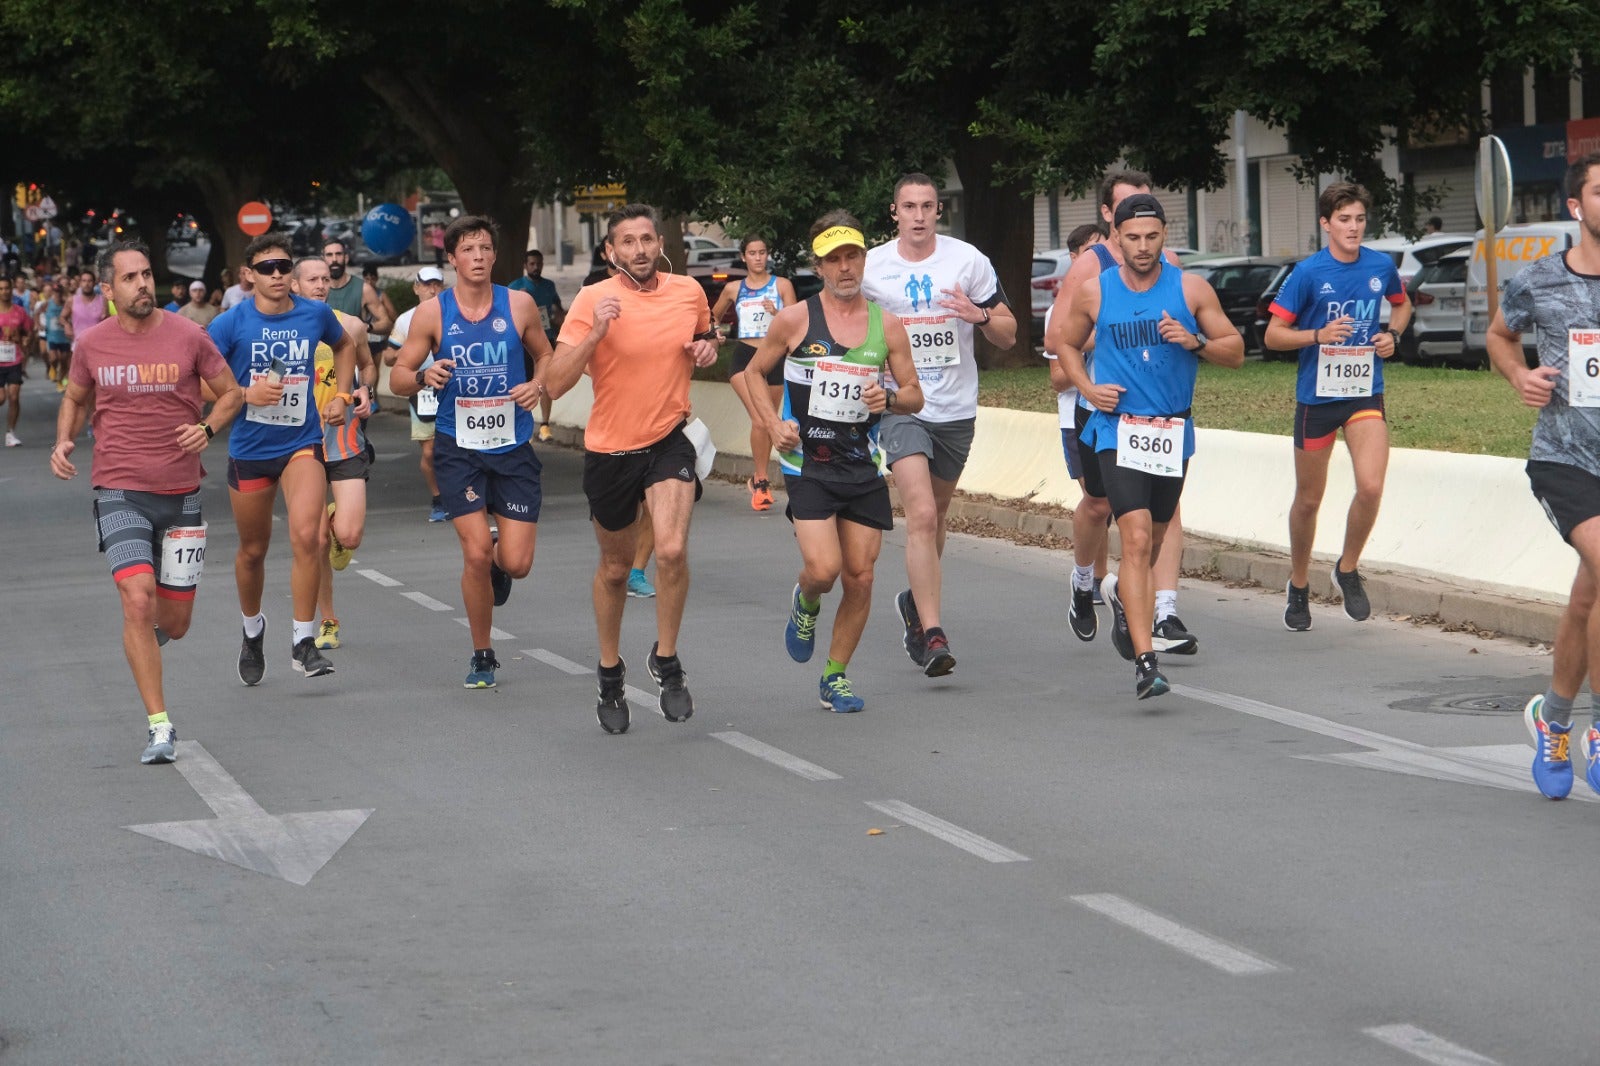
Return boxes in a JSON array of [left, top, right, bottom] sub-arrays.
[[1040, 305, 1078, 428], [219, 284, 248, 311], [863, 235, 1000, 422]]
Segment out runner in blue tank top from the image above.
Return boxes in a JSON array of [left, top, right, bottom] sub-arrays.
[[390, 215, 555, 690], [1055, 194, 1244, 700], [711, 234, 798, 511], [1263, 182, 1410, 631]]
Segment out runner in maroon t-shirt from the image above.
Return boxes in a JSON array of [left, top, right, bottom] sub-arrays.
[[51, 241, 244, 765], [0, 276, 34, 447]]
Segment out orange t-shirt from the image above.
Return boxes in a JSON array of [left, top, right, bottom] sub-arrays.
[[559, 273, 710, 452]]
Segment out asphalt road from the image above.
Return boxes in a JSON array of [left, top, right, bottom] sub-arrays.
[[1, 391, 1590, 1065]]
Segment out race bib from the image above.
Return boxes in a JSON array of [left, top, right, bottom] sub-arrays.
[[0, 341, 15, 365], [808, 360, 874, 423], [455, 395, 516, 450], [1115, 415, 1184, 478], [415, 386, 439, 417], [905, 318, 960, 370], [1315, 345, 1376, 398], [245, 371, 309, 425], [737, 297, 772, 340], [159, 523, 207, 587], [537, 304, 552, 331], [1569, 329, 1600, 407]]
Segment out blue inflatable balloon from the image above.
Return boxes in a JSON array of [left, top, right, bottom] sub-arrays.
[[361, 203, 416, 258]]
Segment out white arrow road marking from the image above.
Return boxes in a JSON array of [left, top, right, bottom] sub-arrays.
[[125, 742, 372, 886], [1364, 1024, 1501, 1065], [1172, 684, 1589, 800]]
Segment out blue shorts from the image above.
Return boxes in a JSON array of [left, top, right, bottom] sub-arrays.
[[1060, 427, 1082, 481], [434, 433, 543, 523]]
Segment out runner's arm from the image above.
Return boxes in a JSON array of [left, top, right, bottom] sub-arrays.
[[1044, 251, 1099, 355], [709, 281, 739, 335], [51, 379, 92, 478], [201, 367, 246, 433], [1183, 274, 1245, 368], [1486, 309, 1557, 407], [389, 299, 446, 397], [1056, 279, 1124, 412], [544, 291, 619, 399], [364, 282, 395, 334], [877, 314, 924, 415], [735, 304, 803, 440]]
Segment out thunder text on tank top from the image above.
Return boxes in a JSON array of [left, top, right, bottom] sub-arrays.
[[433, 286, 532, 453]]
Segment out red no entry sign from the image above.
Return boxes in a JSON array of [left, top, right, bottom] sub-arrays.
[[237, 201, 273, 236]]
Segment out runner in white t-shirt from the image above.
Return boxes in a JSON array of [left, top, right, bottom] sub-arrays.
[[862, 173, 1016, 678]]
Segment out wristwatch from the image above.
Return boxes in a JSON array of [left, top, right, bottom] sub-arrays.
[[1192, 332, 1208, 354], [885, 389, 898, 412], [200, 422, 214, 440], [415, 367, 429, 389], [977, 306, 992, 326]]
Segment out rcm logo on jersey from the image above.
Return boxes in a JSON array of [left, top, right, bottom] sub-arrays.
[[450, 341, 508, 366], [1324, 297, 1378, 321]]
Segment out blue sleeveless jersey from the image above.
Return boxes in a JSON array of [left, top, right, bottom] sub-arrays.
[[1080, 263, 1201, 460], [433, 286, 532, 451]]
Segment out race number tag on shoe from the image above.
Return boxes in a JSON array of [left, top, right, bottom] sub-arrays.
[[455, 396, 516, 450], [415, 386, 439, 417], [1115, 414, 1184, 478], [1568, 330, 1600, 407], [159, 523, 207, 587], [737, 297, 773, 339], [904, 316, 960, 370], [1315, 345, 1376, 398], [246, 372, 310, 425], [808, 360, 873, 423]]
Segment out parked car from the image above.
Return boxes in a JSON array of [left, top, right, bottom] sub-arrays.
[[1406, 250, 1472, 366], [687, 246, 742, 268], [1184, 256, 1286, 353], [686, 260, 820, 322], [1251, 256, 1308, 360], [322, 219, 358, 245], [166, 214, 201, 246], [1463, 220, 1581, 368], [1030, 249, 1073, 335], [1362, 234, 1473, 338]]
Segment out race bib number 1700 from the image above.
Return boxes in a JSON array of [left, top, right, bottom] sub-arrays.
[[159, 523, 207, 588]]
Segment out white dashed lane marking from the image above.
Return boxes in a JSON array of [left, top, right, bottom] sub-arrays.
[[356, 569, 403, 588], [1363, 1024, 1501, 1065], [865, 800, 1029, 863], [400, 591, 454, 612], [1070, 894, 1281, 976], [710, 731, 842, 781]]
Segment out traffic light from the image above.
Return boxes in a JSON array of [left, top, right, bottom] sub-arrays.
[[13, 184, 24, 209]]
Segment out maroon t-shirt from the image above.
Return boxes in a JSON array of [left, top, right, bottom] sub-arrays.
[[69, 311, 231, 491], [0, 305, 31, 366]]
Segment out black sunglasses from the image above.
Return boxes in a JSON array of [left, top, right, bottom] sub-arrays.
[[249, 258, 294, 276]]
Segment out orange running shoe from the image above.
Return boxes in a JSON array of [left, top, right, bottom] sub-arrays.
[[750, 477, 774, 511]]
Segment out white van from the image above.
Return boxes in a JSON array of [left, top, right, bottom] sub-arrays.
[[1463, 221, 1581, 363]]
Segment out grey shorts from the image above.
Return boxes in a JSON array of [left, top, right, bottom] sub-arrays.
[[882, 414, 975, 483], [93, 487, 204, 597]]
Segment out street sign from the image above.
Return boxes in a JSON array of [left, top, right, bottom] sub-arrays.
[[236, 201, 273, 236], [1475, 135, 1512, 231], [572, 183, 627, 214]]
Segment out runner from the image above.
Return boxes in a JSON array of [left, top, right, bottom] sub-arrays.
[[360, 263, 397, 364], [1053, 194, 1243, 698], [49, 240, 244, 763], [863, 173, 1016, 677], [62, 268, 109, 411], [390, 216, 552, 689], [1046, 171, 1198, 654], [508, 248, 564, 441], [712, 234, 798, 511], [322, 238, 365, 318], [209, 232, 359, 684], [289, 256, 377, 652], [546, 203, 718, 734], [1263, 182, 1410, 630], [737, 212, 922, 712], [0, 275, 34, 446], [383, 266, 449, 521], [1486, 150, 1600, 798]]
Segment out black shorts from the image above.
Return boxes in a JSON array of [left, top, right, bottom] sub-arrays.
[[227, 444, 324, 492], [434, 433, 543, 523], [1528, 460, 1600, 544], [1095, 451, 1188, 524], [0, 365, 22, 386], [49, 342, 70, 355], [1294, 395, 1385, 451], [583, 423, 700, 532], [93, 487, 204, 598], [326, 451, 371, 482], [1075, 403, 1106, 499], [730, 342, 782, 387], [783, 474, 893, 531]]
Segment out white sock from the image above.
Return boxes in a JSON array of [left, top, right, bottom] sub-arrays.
[[1155, 590, 1177, 623], [1072, 564, 1095, 591], [293, 619, 316, 645], [242, 612, 265, 639]]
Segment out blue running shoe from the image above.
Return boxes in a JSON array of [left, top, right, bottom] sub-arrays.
[[464, 650, 500, 689], [140, 721, 176, 765], [627, 568, 656, 598], [1526, 695, 1573, 799], [819, 672, 864, 713], [1585, 722, 1600, 797], [428, 499, 449, 523], [785, 584, 819, 663]]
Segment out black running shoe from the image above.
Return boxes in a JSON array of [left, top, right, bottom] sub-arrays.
[[896, 589, 926, 666], [1102, 572, 1134, 662], [490, 531, 512, 607], [1135, 651, 1169, 700], [647, 643, 694, 722], [1069, 585, 1098, 641], [1152, 616, 1198, 655], [238, 619, 266, 686], [1092, 577, 1104, 606], [1284, 581, 1312, 631], [922, 630, 956, 677], [291, 636, 336, 678], [596, 660, 630, 734], [1331, 564, 1371, 621]]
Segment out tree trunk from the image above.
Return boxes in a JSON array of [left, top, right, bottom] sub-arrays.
[[362, 69, 530, 285], [193, 162, 263, 283], [661, 214, 687, 274], [952, 134, 1039, 369]]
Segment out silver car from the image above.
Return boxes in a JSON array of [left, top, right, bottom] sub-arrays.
[[1409, 250, 1473, 367]]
